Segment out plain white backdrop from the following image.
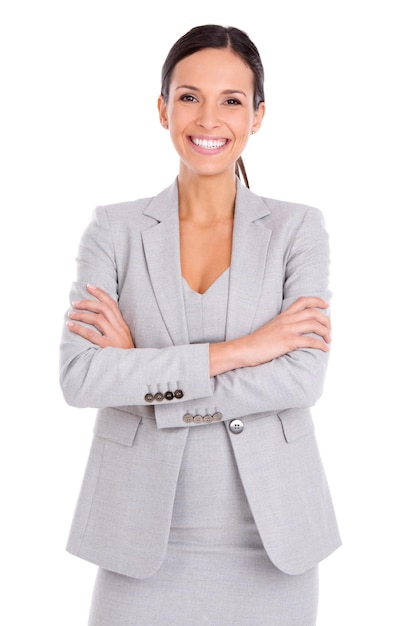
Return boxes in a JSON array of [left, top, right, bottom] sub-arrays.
[[1, 1, 407, 624]]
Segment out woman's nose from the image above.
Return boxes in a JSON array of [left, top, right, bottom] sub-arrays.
[[196, 103, 220, 129]]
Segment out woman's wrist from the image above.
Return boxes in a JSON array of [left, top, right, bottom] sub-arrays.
[[209, 337, 250, 377]]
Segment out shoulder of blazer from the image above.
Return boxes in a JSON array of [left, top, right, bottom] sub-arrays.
[[234, 182, 325, 230], [92, 179, 179, 231], [258, 194, 325, 230]]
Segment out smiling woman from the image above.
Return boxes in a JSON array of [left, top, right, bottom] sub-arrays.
[[60, 24, 341, 626], [158, 47, 264, 186]]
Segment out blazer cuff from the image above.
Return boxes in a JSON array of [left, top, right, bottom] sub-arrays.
[[152, 343, 214, 427]]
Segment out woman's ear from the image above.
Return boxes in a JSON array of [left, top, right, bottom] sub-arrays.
[[251, 101, 265, 134], [157, 96, 168, 129]]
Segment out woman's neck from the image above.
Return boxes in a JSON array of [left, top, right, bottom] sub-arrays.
[[177, 169, 237, 224]]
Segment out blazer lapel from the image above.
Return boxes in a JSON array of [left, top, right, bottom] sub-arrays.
[[141, 181, 190, 346], [226, 182, 272, 340]]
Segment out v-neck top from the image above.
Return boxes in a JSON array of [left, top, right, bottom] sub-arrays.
[[182, 267, 230, 345]]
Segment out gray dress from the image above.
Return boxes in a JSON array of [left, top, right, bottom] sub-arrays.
[[88, 270, 319, 626]]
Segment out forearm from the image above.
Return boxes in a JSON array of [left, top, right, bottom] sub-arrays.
[[209, 337, 249, 376], [209, 295, 331, 377], [155, 345, 329, 428], [59, 339, 212, 409]]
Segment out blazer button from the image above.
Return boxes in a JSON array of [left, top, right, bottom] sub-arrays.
[[174, 389, 184, 399], [154, 392, 164, 402], [229, 419, 244, 434], [213, 412, 223, 422], [183, 413, 193, 423], [165, 391, 174, 400], [193, 415, 203, 424], [144, 393, 154, 403], [203, 414, 213, 423]]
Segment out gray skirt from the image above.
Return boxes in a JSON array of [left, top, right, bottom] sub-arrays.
[[88, 420, 319, 626]]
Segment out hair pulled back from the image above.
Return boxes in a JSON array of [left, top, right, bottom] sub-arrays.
[[161, 25, 265, 188]]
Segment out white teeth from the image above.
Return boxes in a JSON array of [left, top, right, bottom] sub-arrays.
[[191, 137, 227, 149]]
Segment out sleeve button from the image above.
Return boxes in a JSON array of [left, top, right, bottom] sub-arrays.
[[174, 389, 184, 399], [144, 393, 154, 403], [154, 392, 164, 401], [165, 391, 174, 400]]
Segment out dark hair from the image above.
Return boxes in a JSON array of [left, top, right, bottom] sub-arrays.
[[161, 25, 265, 188]]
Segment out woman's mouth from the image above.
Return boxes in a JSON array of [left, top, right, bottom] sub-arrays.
[[189, 136, 229, 151]]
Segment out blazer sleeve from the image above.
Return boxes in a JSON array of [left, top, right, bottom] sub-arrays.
[[154, 206, 332, 428], [59, 207, 213, 408]]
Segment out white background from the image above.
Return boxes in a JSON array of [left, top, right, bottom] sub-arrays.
[[1, 1, 407, 624]]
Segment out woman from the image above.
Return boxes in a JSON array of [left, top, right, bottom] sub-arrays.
[[60, 24, 341, 626]]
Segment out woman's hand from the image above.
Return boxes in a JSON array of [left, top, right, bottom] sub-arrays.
[[210, 296, 331, 376], [242, 296, 331, 366], [66, 284, 135, 349]]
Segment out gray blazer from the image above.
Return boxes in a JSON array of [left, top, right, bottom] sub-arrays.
[[60, 178, 341, 579]]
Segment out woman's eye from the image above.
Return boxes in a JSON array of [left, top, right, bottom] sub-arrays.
[[180, 94, 197, 102], [224, 98, 241, 106]]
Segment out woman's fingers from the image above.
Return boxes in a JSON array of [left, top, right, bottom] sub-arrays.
[[284, 296, 329, 314], [277, 308, 331, 341], [71, 284, 122, 323], [294, 309, 331, 340], [67, 310, 111, 335], [86, 284, 124, 321], [243, 296, 332, 365], [279, 299, 331, 339], [291, 317, 331, 344], [295, 334, 331, 352], [66, 319, 108, 347], [67, 285, 135, 349]]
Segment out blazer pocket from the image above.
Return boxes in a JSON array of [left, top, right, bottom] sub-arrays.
[[93, 407, 142, 446], [277, 407, 315, 443]]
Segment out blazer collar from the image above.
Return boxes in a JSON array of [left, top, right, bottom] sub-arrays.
[[141, 178, 272, 345]]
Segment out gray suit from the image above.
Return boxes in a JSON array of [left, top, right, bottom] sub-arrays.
[[60, 178, 341, 579]]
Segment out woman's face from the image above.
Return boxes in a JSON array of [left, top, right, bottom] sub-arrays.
[[158, 47, 265, 180]]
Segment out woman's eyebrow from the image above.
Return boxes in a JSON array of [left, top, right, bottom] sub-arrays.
[[175, 84, 199, 91], [175, 85, 248, 97], [221, 89, 248, 98]]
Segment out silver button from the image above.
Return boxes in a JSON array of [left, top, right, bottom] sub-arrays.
[[229, 419, 244, 434]]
